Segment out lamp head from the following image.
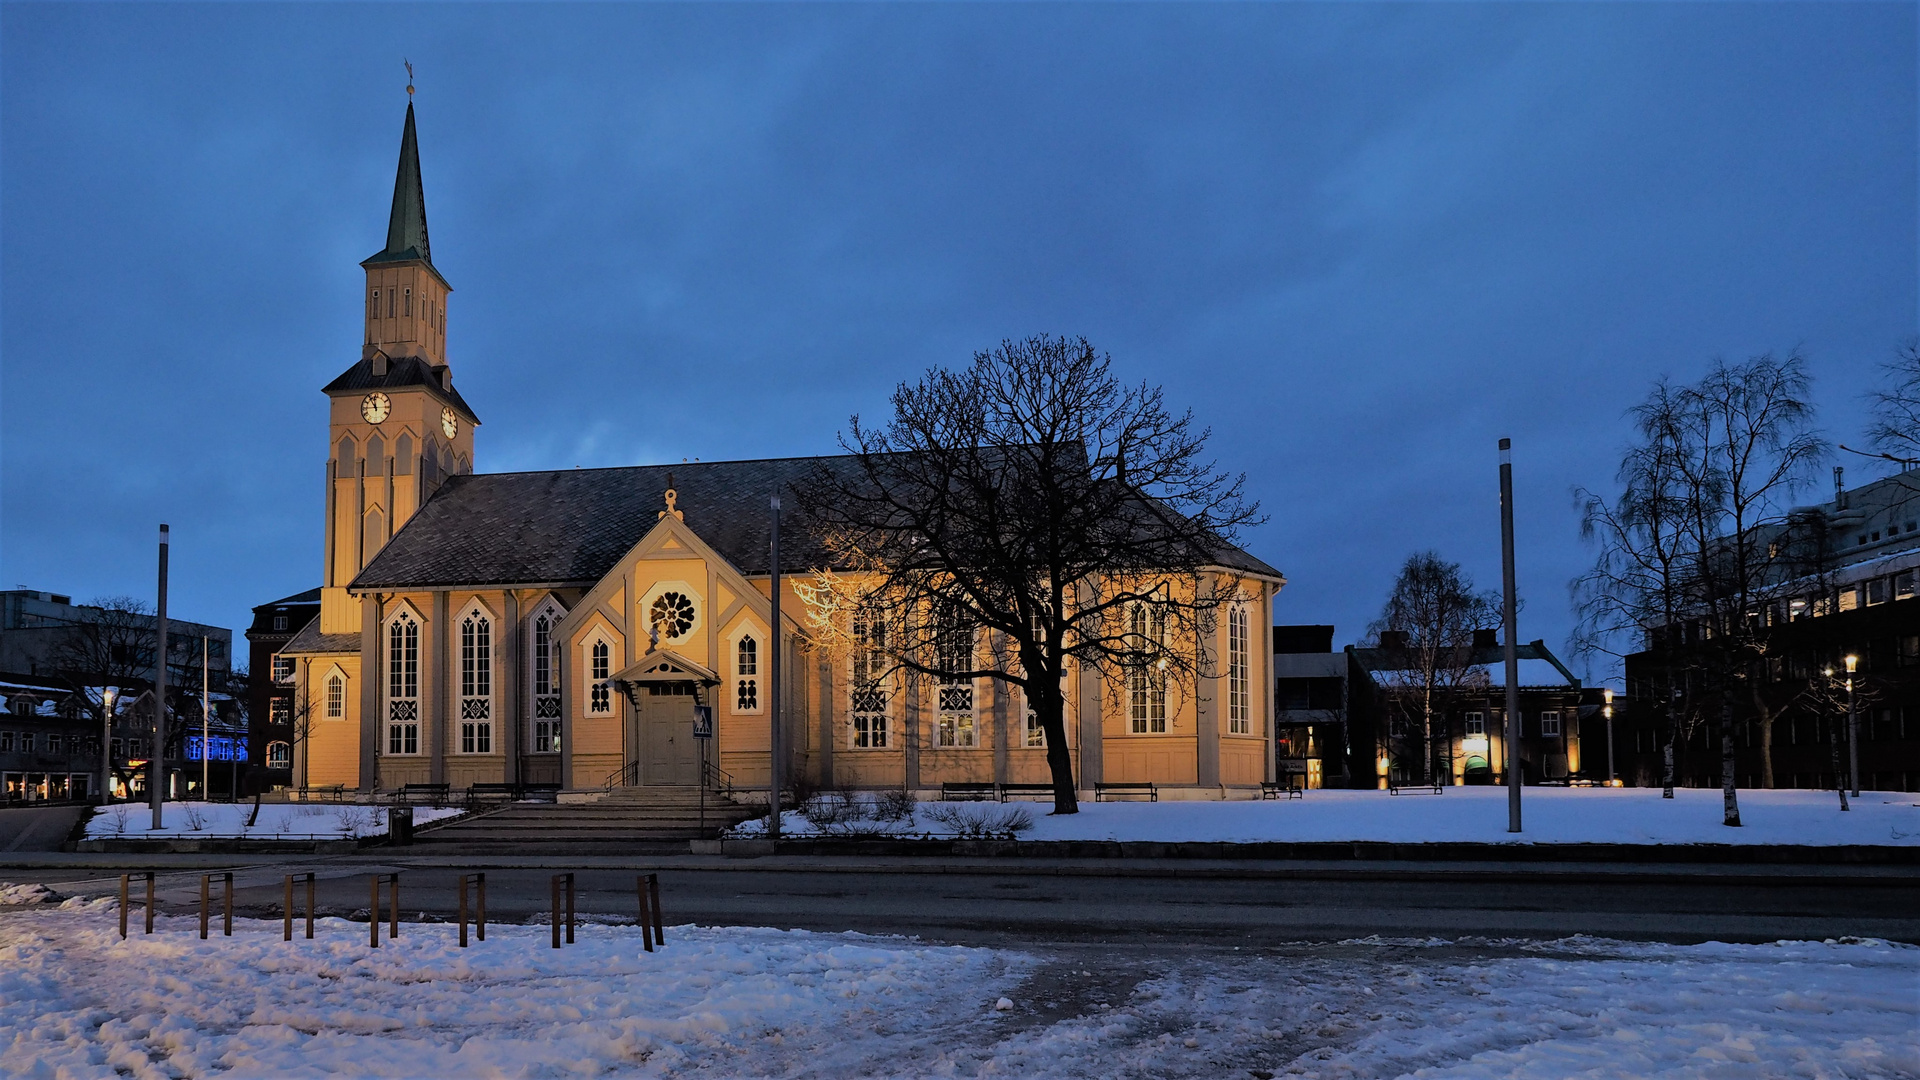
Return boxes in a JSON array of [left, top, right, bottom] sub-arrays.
[[1845, 654, 1858, 673]]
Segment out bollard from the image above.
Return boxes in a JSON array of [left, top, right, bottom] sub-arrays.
[[199, 873, 233, 939], [458, 873, 486, 947], [369, 873, 400, 948], [284, 873, 316, 941], [636, 875, 654, 953], [119, 872, 156, 939], [551, 873, 575, 949], [648, 872, 664, 947]]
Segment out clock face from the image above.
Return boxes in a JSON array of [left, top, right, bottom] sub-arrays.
[[360, 392, 391, 425], [441, 407, 459, 439]]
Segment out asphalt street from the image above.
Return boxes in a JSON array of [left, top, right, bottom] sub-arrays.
[[12, 854, 1918, 947]]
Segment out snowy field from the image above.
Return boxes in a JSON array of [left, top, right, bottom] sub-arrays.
[[81, 801, 464, 840], [0, 900, 1912, 1079], [739, 787, 1920, 846]]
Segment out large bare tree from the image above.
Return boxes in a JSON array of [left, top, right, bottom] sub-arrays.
[[1367, 553, 1497, 786], [795, 336, 1264, 815]]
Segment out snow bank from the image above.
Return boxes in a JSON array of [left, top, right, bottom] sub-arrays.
[[0, 906, 1911, 1078], [739, 787, 1920, 845], [82, 801, 464, 840], [0, 907, 1029, 1079]]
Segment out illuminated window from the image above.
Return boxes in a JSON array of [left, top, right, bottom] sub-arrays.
[[1126, 602, 1167, 734], [266, 742, 292, 770], [1227, 604, 1251, 734], [850, 613, 889, 749], [387, 612, 419, 755]]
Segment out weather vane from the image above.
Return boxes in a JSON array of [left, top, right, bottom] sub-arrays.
[[405, 59, 415, 98]]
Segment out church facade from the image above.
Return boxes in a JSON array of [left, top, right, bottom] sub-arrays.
[[280, 104, 1285, 800]]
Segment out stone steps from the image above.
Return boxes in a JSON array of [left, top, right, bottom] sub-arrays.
[[409, 786, 756, 852]]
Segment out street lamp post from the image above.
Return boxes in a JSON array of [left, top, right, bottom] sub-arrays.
[[1845, 654, 1859, 798], [1498, 438, 1522, 833], [1604, 687, 1615, 785], [99, 687, 117, 805], [151, 524, 169, 829], [1823, 665, 1849, 812]]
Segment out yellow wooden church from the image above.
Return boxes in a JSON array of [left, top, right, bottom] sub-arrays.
[[282, 103, 1285, 801]]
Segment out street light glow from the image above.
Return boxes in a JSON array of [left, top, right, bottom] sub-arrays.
[[1845, 654, 1858, 673]]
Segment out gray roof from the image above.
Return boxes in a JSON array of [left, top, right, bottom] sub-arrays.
[[321, 354, 480, 423], [282, 618, 359, 655], [350, 453, 1281, 592], [360, 102, 445, 287]]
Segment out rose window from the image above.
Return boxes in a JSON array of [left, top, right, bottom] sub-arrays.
[[650, 591, 696, 640]]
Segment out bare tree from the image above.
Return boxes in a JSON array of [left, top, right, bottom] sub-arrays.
[[795, 336, 1264, 815], [1866, 336, 1920, 467], [1367, 553, 1497, 785], [1575, 355, 1824, 819]]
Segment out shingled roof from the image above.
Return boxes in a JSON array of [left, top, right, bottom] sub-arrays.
[[321, 354, 480, 424], [349, 454, 1280, 592]]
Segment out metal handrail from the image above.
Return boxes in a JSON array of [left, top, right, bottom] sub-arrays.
[[701, 757, 737, 798], [603, 760, 639, 792]]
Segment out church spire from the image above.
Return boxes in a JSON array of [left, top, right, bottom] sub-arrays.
[[374, 102, 431, 266]]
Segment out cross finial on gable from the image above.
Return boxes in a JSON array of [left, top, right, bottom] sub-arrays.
[[660, 474, 684, 521]]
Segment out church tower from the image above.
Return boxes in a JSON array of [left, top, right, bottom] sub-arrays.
[[317, 100, 480, 635]]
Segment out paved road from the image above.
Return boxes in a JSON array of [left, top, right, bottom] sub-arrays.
[[16, 854, 1919, 946]]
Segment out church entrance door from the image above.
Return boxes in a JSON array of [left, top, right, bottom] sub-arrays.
[[637, 684, 699, 785]]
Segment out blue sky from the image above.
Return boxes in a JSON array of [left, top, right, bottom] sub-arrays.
[[2, 3, 1914, 679]]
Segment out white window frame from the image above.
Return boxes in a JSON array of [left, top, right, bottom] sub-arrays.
[[385, 608, 421, 756], [271, 655, 295, 684], [733, 631, 762, 714], [266, 741, 292, 769], [458, 603, 494, 754], [1464, 711, 1486, 736], [585, 634, 614, 717], [1540, 710, 1562, 738], [324, 671, 345, 720], [1126, 601, 1168, 734], [529, 600, 566, 753], [849, 611, 890, 750], [640, 581, 703, 647], [1227, 603, 1251, 735], [934, 609, 978, 748]]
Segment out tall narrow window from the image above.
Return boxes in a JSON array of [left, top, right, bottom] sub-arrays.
[[850, 613, 889, 748], [532, 610, 561, 752], [267, 742, 292, 770], [387, 613, 419, 754], [1025, 697, 1046, 747], [589, 640, 611, 715], [934, 606, 976, 747], [1126, 602, 1167, 734], [1227, 605, 1251, 734], [404, 287, 412, 317], [325, 674, 344, 719], [460, 612, 492, 753], [736, 635, 760, 712], [369, 289, 380, 321]]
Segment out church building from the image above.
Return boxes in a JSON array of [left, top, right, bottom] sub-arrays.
[[279, 103, 1285, 801]]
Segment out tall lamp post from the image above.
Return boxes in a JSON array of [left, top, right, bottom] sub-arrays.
[[1845, 654, 1859, 798], [1822, 665, 1850, 812], [1603, 687, 1615, 785], [99, 687, 117, 805], [151, 524, 169, 829], [767, 495, 782, 841], [1498, 438, 1522, 833]]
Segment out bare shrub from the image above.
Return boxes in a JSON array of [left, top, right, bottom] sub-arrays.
[[182, 803, 209, 832], [875, 788, 917, 822], [924, 803, 1034, 840]]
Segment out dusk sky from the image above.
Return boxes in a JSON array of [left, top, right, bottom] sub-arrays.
[[2, 3, 1914, 681]]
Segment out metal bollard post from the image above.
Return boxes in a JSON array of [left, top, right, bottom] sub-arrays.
[[636, 875, 654, 953], [551, 873, 575, 949], [197, 874, 233, 939], [648, 872, 664, 947], [368, 873, 400, 948], [458, 872, 486, 947], [223, 872, 233, 937], [284, 873, 316, 941], [120, 872, 155, 939]]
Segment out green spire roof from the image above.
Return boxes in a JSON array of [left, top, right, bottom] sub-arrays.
[[362, 102, 442, 280]]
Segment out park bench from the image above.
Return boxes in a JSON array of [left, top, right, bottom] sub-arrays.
[[941, 782, 997, 802], [1261, 780, 1304, 801], [1094, 782, 1158, 802], [396, 782, 451, 805], [997, 783, 1056, 802], [466, 783, 519, 808], [294, 783, 346, 803], [1388, 779, 1445, 795]]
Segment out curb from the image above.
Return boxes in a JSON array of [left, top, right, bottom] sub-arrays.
[[698, 838, 1920, 864]]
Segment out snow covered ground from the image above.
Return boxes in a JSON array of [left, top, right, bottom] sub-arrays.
[[738, 786, 1920, 846], [81, 801, 464, 840], [0, 899, 1911, 1079]]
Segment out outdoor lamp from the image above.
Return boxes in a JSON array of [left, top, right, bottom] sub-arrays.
[[1845, 654, 1858, 675]]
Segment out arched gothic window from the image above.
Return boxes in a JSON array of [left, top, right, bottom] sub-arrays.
[[1227, 604, 1251, 735], [459, 611, 493, 753], [588, 639, 611, 715], [531, 606, 562, 752], [735, 635, 759, 712], [387, 612, 420, 754], [325, 673, 345, 719], [266, 742, 292, 770]]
